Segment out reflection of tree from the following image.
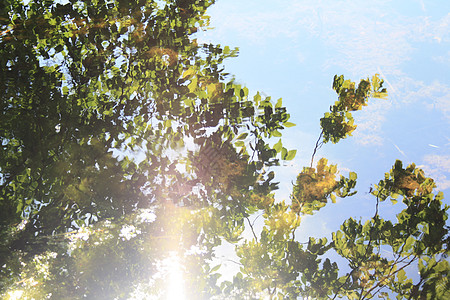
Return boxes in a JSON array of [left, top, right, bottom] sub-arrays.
[[1, 0, 449, 299], [0, 0, 290, 297]]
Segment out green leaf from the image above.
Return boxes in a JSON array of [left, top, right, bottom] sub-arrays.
[[281, 147, 287, 159], [272, 130, 282, 137], [397, 268, 407, 282], [235, 141, 245, 147], [275, 98, 282, 109], [284, 150, 296, 161], [273, 139, 282, 153], [163, 119, 172, 128], [211, 264, 221, 273], [283, 122, 296, 128], [16, 202, 23, 213], [404, 236, 415, 251], [236, 133, 248, 140]]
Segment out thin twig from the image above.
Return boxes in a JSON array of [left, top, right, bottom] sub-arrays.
[[251, 213, 263, 227], [245, 216, 258, 242], [310, 131, 324, 168]]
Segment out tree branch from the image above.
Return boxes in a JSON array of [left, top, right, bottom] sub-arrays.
[[362, 255, 418, 299]]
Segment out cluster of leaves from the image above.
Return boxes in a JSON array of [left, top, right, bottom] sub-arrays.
[[223, 160, 449, 300], [291, 158, 357, 215], [326, 161, 449, 299], [320, 74, 387, 144]]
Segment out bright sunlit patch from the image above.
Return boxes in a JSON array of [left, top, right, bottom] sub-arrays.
[[7, 290, 23, 300], [165, 253, 186, 300], [109, 252, 187, 300], [137, 208, 157, 223], [119, 224, 140, 241], [17, 219, 28, 231]]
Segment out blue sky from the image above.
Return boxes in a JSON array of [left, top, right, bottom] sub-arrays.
[[196, 0, 450, 251]]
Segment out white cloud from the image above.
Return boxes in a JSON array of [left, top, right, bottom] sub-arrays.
[[418, 0, 426, 12], [204, 1, 449, 77], [316, 4, 414, 76], [420, 154, 450, 190], [411, 13, 450, 43], [433, 51, 450, 65], [395, 77, 450, 120]]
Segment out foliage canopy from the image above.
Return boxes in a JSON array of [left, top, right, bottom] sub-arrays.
[[0, 0, 449, 299]]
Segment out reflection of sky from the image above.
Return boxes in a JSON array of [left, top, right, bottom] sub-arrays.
[[197, 0, 450, 259]]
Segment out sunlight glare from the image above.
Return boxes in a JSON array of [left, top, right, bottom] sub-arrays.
[[165, 253, 186, 300]]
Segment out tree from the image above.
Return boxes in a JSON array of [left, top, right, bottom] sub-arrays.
[[0, 0, 448, 299], [221, 75, 450, 300], [1, 0, 292, 297]]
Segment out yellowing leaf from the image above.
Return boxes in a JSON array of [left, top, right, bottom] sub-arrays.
[[188, 77, 198, 92], [182, 68, 196, 79]]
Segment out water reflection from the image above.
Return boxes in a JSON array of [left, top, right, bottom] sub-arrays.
[[5, 0, 449, 299]]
